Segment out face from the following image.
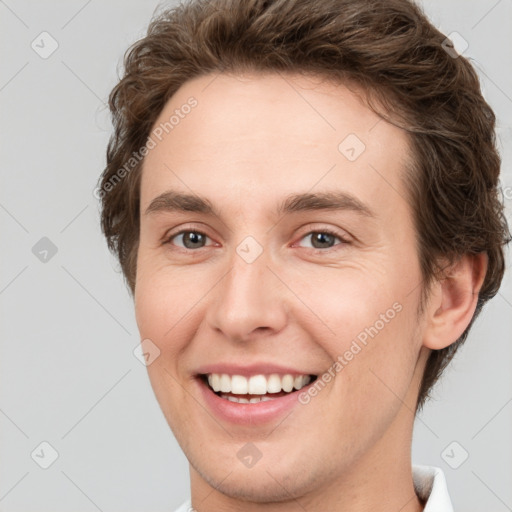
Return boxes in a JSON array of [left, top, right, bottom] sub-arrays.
[[135, 72, 429, 503]]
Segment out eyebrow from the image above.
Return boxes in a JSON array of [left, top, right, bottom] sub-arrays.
[[144, 190, 375, 218]]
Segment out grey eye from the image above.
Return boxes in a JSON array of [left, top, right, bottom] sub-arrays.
[[299, 232, 340, 249], [174, 231, 208, 249]]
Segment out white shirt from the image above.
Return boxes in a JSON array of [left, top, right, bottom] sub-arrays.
[[173, 465, 453, 511]]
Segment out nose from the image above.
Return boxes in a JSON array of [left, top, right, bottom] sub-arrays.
[[206, 247, 288, 342]]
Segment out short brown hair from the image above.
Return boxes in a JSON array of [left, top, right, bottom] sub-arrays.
[[99, 0, 510, 410]]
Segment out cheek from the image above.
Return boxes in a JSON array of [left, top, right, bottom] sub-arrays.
[[289, 262, 406, 347], [134, 257, 222, 370], [134, 263, 195, 356], [133, 266, 201, 421], [290, 259, 421, 396]]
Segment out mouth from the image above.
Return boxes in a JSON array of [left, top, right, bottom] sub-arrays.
[[199, 372, 318, 403]]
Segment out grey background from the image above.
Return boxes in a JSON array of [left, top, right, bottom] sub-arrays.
[[0, 1, 510, 510]]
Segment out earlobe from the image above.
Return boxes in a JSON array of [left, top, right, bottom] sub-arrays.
[[423, 253, 488, 350]]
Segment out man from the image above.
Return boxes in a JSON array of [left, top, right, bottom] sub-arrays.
[[98, 0, 510, 509]]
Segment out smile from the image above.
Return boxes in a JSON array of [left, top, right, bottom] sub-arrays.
[[201, 373, 316, 403]]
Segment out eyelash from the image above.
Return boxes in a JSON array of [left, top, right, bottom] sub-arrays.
[[163, 227, 349, 252]]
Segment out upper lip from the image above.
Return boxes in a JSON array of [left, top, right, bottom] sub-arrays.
[[195, 362, 317, 377]]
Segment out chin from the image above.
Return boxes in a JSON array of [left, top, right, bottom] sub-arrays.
[[193, 462, 316, 503], [184, 438, 332, 504]]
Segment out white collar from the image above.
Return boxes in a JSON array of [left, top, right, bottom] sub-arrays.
[[413, 465, 454, 511], [174, 465, 453, 511]]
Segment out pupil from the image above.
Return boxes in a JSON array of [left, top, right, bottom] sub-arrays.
[[184, 232, 204, 248], [312, 232, 334, 248]]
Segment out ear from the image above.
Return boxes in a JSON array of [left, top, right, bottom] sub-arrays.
[[422, 253, 488, 350]]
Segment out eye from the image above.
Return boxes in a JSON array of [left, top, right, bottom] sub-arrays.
[[166, 230, 211, 249], [297, 230, 346, 250]]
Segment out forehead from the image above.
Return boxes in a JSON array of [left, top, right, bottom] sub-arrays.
[[140, 72, 412, 217]]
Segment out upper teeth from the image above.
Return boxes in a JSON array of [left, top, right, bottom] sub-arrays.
[[207, 373, 311, 394]]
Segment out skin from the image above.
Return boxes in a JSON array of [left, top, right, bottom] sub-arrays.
[[134, 72, 486, 511]]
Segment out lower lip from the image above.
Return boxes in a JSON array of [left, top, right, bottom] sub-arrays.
[[196, 377, 310, 426]]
